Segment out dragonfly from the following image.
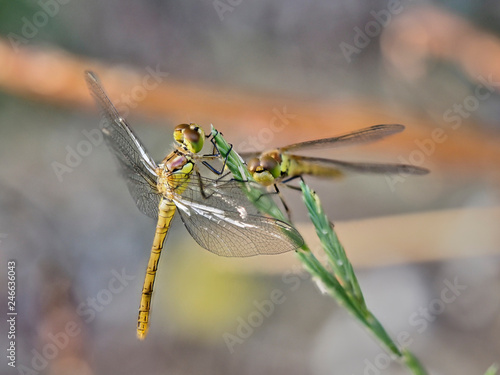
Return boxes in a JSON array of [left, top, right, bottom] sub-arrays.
[[85, 71, 304, 339], [242, 124, 429, 213]]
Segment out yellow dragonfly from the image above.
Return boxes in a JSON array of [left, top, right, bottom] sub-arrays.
[[85, 71, 303, 339], [243, 124, 429, 213], [245, 124, 428, 186]]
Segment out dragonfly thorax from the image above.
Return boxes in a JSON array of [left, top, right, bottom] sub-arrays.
[[163, 152, 190, 171], [157, 152, 194, 196], [173, 123, 205, 154]]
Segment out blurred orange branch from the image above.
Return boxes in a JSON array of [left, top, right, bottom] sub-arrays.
[[0, 37, 499, 178]]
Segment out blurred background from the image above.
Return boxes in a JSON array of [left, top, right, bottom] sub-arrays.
[[0, 0, 499, 374]]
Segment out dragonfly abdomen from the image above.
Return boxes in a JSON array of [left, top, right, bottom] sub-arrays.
[[137, 198, 176, 340], [283, 155, 343, 179]]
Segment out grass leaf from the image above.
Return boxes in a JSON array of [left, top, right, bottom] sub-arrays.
[[211, 126, 430, 374]]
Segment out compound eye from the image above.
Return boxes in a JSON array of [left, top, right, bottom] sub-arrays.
[[174, 123, 190, 131], [260, 155, 278, 171], [184, 127, 200, 145], [247, 158, 261, 173], [174, 124, 190, 144], [173, 123, 205, 153], [260, 155, 280, 178], [184, 124, 204, 153]]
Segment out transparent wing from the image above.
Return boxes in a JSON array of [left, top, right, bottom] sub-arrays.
[[280, 124, 405, 152], [124, 172, 161, 219], [238, 151, 262, 160], [170, 174, 304, 257], [289, 155, 429, 176], [85, 71, 161, 218]]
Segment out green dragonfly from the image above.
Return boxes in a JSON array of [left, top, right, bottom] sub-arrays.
[[241, 124, 429, 215], [85, 71, 304, 339], [245, 124, 428, 186]]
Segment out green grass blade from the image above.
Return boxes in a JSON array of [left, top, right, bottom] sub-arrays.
[[211, 126, 431, 375], [484, 364, 499, 375], [301, 181, 365, 306], [301, 182, 405, 358], [401, 349, 428, 375]]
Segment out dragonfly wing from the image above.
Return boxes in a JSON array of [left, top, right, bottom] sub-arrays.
[[238, 151, 263, 160], [171, 176, 303, 257], [85, 71, 161, 218], [280, 124, 405, 152], [290, 155, 429, 176], [123, 170, 161, 219]]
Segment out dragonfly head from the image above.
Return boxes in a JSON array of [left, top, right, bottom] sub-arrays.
[[174, 123, 205, 154], [247, 155, 281, 186]]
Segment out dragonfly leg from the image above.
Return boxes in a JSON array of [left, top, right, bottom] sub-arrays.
[[206, 132, 222, 157], [212, 170, 233, 183], [199, 134, 231, 175], [273, 183, 292, 221], [201, 159, 225, 175], [281, 175, 304, 192], [194, 169, 241, 202], [195, 170, 221, 200], [250, 186, 293, 220]]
